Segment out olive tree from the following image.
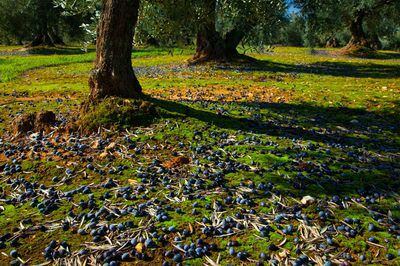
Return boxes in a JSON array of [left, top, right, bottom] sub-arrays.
[[87, 0, 141, 101], [138, 0, 286, 62], [294, 0, 400, 51]]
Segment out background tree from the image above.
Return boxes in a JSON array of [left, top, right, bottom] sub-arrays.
[[136, 0, 286, 62], [136, 0, 195, 47], [193, 0, 287, 62], [0, 0, 32, 45], [294, 0, 400, 52], [364, 6, 400, 50], [28, 0, 65, 46], [276, 13, 306, 47], [54, 0, 101, 50], [0, 0, 90, 46]]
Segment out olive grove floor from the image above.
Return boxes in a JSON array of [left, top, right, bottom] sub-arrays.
[[0, 46, 399, 265]]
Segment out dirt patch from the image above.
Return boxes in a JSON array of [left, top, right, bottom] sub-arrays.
[[0, 153, 8, 162], [149, 85, 292, 103], [0, 96, 45, 105], [163, 156, 191, 168], [0, 94, 78, 105], [35, 111, 56, 131], [12, 111, 56, 135], [12, 113, 36, 134]]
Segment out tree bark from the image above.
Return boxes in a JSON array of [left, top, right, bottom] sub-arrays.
[[225, 29, 245, 56], [192, 28, 246, 63], [343, 0, 396, 51], [89, 0, 142, 101], [192, 25, 225, 62], [191, 0, 244, 63], [344, 11, 371, 49], [192, 27, 245, 63]]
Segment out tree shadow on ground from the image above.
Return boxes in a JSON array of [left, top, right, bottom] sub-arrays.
[[151, 97, 399, 149], [361, 51, 400, 60], [148, 96, 400, 197], [312, 49, 400, 60], [216, 58, 400, 79], [26, 46, 96, 55]]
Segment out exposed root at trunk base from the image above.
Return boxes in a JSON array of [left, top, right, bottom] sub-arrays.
[[76, 97, 158, 133], [25, 33, 64, 48], [188, 53, 257, 65], [336, 44, 376, 57], [12, 111, 57, 136]]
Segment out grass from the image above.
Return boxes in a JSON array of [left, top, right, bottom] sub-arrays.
[[0, 45, 399, 265], [0, 46, 192, 82]]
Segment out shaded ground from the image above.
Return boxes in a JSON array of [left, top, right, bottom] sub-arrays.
[[0, 46, 399, 265]]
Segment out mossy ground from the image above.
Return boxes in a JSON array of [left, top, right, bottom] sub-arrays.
[[0, 46, 399, 265], [77, 97, 158, 132]]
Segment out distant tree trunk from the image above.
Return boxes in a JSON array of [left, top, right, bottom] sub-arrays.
[[192, 29, 245, 63], [29, 32, 64, 47], [192, 24, 225, 62], [369, 33, 382, 50], [343, 0, 396, 52], [225, 29, 245, 56], [89, 0, 142, 101], [28, 0, 64, 47], [192, 27, 246, 63], [326, 37, 339, 48], [191, 0, 244, 63], [29, 20, 56, 47], [344, 11, 371, 49], [50, 28, 65, 45]]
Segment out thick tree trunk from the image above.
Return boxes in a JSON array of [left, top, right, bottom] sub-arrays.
[[50, 28, 65, 46], [192, 25, 244, 62], [191, 28, 245, 63], [192, 26, 226, 62], [89, 0, 142, 101], [344, 11, 371, 49], [225, 29, 245, 56], [191, 0, 243, 63], [192, 27, 245, 62]]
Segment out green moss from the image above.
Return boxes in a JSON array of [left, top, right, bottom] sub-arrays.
[[78, 97, 158, 131]]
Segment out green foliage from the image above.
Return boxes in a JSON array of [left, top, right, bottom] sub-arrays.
[[54, 0, 101, 49], [0, 0, 93, 45], [136, 0, 286, 49], [1, 0, 399, 50], [0, 0, 32, 44], [382, 28, 400, 50], [277, 13, 306, 46], [136, 0, 195, 47], [217, 0, 286, 46]]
